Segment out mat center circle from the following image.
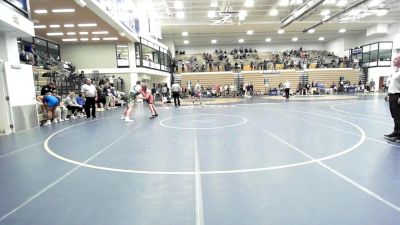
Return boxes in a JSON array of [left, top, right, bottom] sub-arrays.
[[159, 114, 248, 130]]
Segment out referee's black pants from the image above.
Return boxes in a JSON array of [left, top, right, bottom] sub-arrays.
[[172, 92, 180, 106], [85, 97, 96, 118], [389, 93, 400, 135], [284, 88, 290, 99]]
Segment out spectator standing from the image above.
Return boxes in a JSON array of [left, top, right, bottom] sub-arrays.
[[81, 78, 97, 119], [193, 80, 202, 104], [370, 79, 376, 92], [283, 80, 291, 100], [171, 82, 181, 106], [385, 55, 400, 141]]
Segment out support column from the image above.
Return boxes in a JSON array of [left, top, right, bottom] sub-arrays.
[[0, 33, 19, 64], [0, 33, 20, 134]]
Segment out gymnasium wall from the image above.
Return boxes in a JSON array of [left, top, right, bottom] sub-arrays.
[[61, 43, 117, 69]]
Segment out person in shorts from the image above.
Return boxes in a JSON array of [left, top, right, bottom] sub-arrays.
[[122, 81, 141, 122], [139, 83, 158, 119]]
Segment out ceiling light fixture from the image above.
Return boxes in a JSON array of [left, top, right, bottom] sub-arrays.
[[80, 38, 89, 41], [62, 38, 78, 42], [278, 29, 285, 34], [211, 40, 217, 44], [49, 24, 60, 28], [244, 0, 254, 7], [47, 32, 64, 36], [320, 9, 330, 16], [308, 29, 315, 33], [290, 0, 303, 5], [174, 1, 183, 9], [247, 30, 254, 35], [92, 38, 100, 41], [79, 32, 88, 35], [119, 31, 126, 37], [376, 9, 388, 16], [208, 11, 216, 18], [182, 31, 188, 36], [368, 0, 381, 7], [336, 0, 348, 7], [238, 39, 244, 43], [322, 15, 331, 20], [238, 10, 247, 20], [67, 32, 76, 35], [52, 9, 75, 13], [34, 25, 46, 29], [265, 38, 272, 42], [319, 37, 325, 41], [183, 40, 189, 44], [78, 23, 97, 27], [323, 0, 336, 4], [339, 28, 346, 33], [292, 37, 298, 41], [176, 11, 185, 19], [269, 9, 279, 16], [103, 37, 118, 40], [34, 9, 48, 14], [92, 31, 109, 35], [64, 24, 74, 28], [279, 0, 290, 6]]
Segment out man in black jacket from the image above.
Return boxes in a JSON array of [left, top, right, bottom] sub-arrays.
[[40, 82, 56, 96]]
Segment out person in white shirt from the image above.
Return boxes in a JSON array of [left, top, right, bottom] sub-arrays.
[[65, 92, 84, 118], [283, 80, 291, 100], [193, 81, 202, 105], [80, 78, 97, 119], [385, 55, 400, 141], [229, 84, 235, 98], [171, 82, 181, 106]]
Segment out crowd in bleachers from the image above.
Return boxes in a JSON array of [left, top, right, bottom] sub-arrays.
[[173, 47, 358, 73], [177, 82, 264, 99]]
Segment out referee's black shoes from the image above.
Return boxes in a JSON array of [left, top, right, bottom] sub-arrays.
[[387, 136, 400, 143], [384, 132, 398, 138]]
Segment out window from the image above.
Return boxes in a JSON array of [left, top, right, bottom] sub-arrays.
[[378, 42, 393, 66], [116, 44, 130, 68], [48, 42, 60, 60], [136, 38, 172, 72]]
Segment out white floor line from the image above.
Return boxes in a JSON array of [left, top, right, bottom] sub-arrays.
[[318, 110, 392, 126], [284, 114, 400, 148], [194, 136, 205, 225], [0, 121, 145, 223], [0, 142, 42, 159], [0, 119, 103, 159], [330, 103, 390, 120], [254, 124, 400, 213]]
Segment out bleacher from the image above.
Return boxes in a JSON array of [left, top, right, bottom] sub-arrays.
[[307, 68, 359, 86], [243, 70, 301, 92], [179, 68, 360, 93], [181, 72, 235, 88]]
